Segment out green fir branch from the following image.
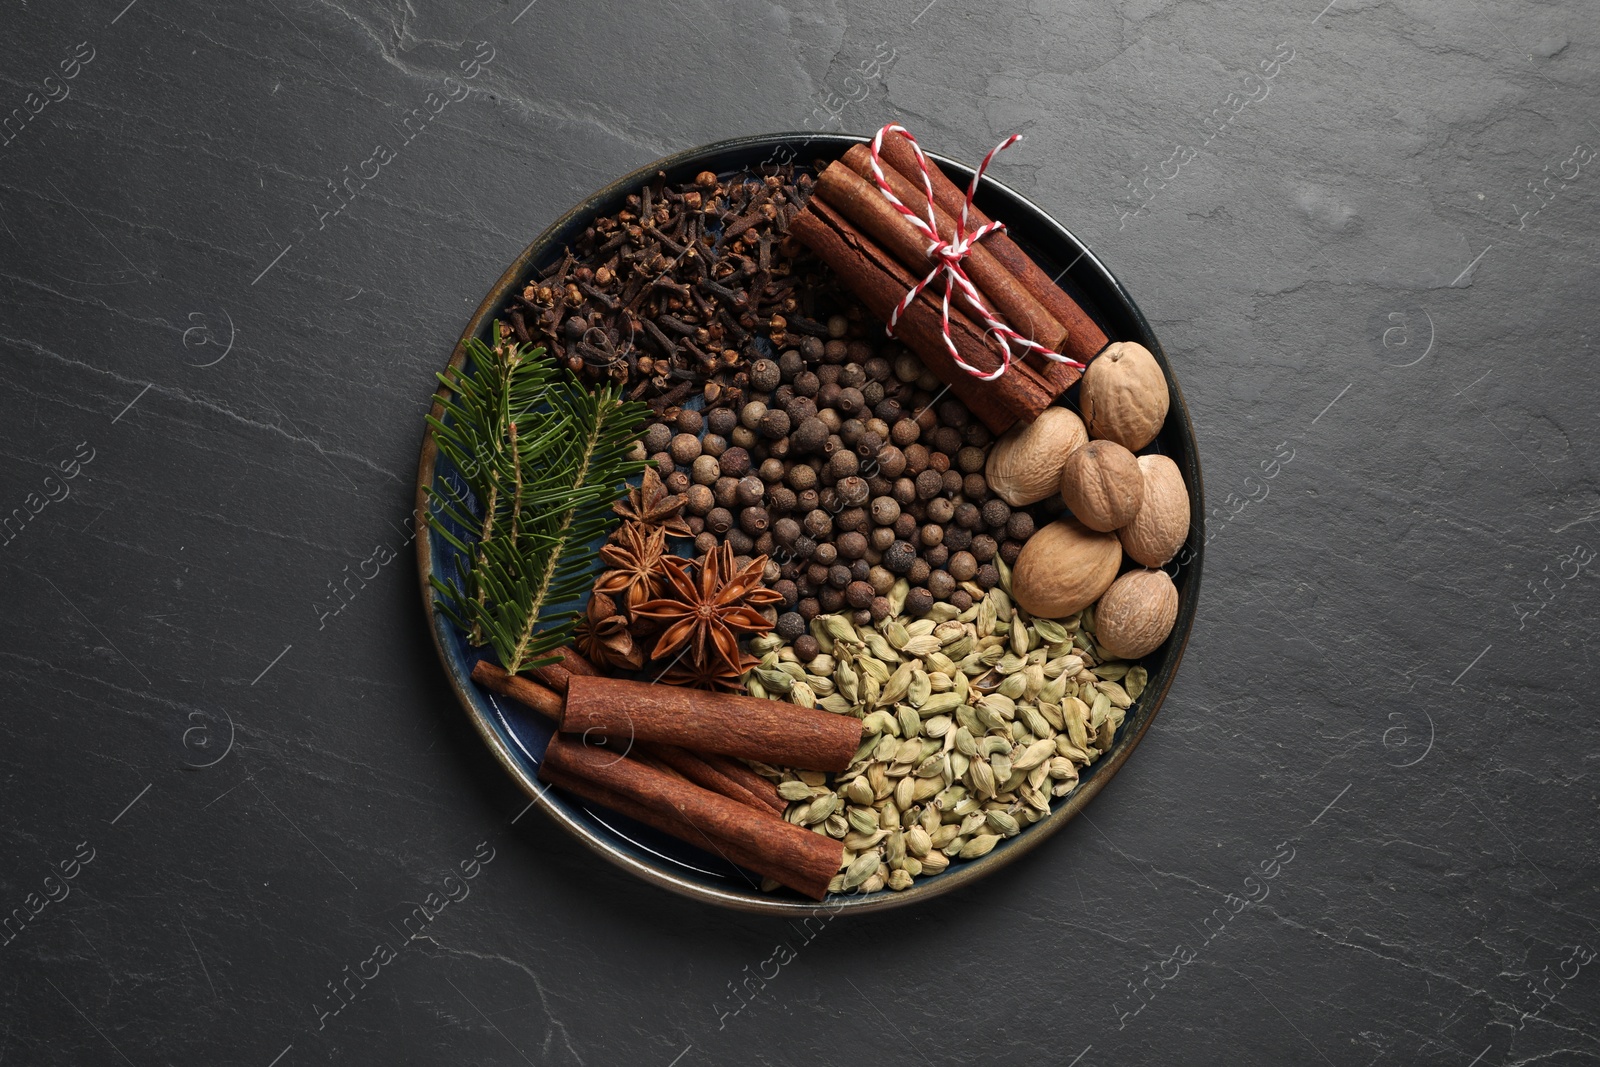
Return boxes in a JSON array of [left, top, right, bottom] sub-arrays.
[[424, 336, 648, 674]]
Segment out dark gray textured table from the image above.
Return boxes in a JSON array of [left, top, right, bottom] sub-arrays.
[[3, 1, 1597, 1064]]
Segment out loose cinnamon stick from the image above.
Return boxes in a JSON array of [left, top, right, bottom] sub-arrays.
[[471, 659, 564, 719], [791, 198, 1053, 432], [873, 132, 1109, 387], [647, 743, 786, 815], [470, 660, 786, 814], [564, 674, 862, 773], [541, 734, 842, 900], [820, 158, 1067, 357]]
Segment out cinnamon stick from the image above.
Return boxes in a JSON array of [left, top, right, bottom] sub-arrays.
[[541, 734, 842, 900], [527, 645, 600, 694], [647, 743, 787, 815], [470, 660, 786, 814], [791, 198, 1053, 432], [819, 158, 1067, 357], [564, 674, 862, 773], [872, 132, 1109, 386], [471, 659, 564, 718]]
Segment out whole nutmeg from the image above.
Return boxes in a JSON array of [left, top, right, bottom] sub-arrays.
[[1080, 341, 1170, 451], [985, 407, 1088, 506], [1010, 518, 1122, 618], [1059, 439, 1144, 532], [1119, 454, 1190, 567], [1094, 568, 1179, 659]]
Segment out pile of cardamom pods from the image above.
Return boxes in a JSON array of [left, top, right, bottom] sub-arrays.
[[744, 556, 1147, 894]]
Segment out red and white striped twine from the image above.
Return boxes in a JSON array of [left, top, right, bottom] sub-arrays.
[[863, 123, 1083, 382]]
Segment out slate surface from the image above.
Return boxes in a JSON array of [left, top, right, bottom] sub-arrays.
[[2, 1, 1597, 1064]]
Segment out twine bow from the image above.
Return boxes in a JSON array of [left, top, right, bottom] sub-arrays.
[[864, 123, 1084, 382]]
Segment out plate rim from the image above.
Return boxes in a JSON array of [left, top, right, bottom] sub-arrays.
[[413, 131, 1204, 915]]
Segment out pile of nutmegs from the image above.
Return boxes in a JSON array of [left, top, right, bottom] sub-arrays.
[[995, 341, 1191, 660], [629, 310, 1051, 635]]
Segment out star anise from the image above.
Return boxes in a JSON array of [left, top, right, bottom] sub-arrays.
[[633, 542, 784, 674], [612, 467, 692, 540], [574, 591, 645, 671], [593, 521, 671, 614]]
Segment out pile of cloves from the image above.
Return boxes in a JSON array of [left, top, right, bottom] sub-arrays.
[[505, 163, 848, 417]]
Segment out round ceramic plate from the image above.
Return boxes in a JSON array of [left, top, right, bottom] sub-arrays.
[[415, 133, 1204, 915]]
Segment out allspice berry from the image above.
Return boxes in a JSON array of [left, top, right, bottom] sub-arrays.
[[758, 408, 791, 440], [735, 476, 765, 507], [739, 506, 769, 534], [869, 596, 893, 622], [905, 587, 935, 616], [794, 634, 821, 661], [846, 580, 875, 609], [750, 358, 781, 393], [915, 470, 943, 500], [740, 401, 768, 431], [686, 483, 715, 516], [706, 507, 733, 534], [884, 541, 917, 573], [718, 446, 752, 478], [1006, 512, 1036, 541], [927, 569, 956, 600], [837, 531, 868, 559], [870, 496, 901, 527], [803, 509, 833, 539], [948, 550, 978, 582], [773, 516, 801, 547], [691, 455, 720, 486], [981, 498, 1011, 530], [870, 526, 897, 552], [643, 423, 673, 455], [707, 408, 737, 436], [776, 611, 807, 642], [906, 558, 931, 586]]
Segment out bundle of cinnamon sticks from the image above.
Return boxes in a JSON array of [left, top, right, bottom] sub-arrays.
[[791, 131, 1110, 435], [473, 651, 858, 900]]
